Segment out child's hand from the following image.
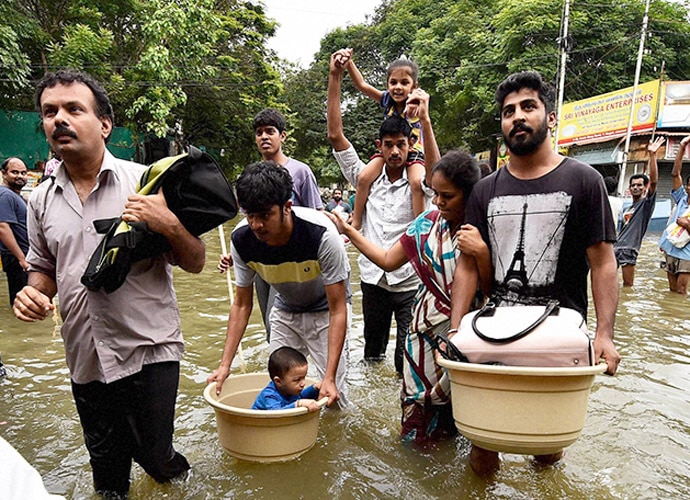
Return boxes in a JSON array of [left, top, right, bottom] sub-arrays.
[[331, 48, 352, 70], [313, 380, 322, 391], [297, 399, 320, 412]]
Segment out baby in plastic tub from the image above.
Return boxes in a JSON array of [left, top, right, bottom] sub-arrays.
[[252, 347, 322, 412]]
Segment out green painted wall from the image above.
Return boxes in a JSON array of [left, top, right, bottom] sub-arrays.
[[0, 110, 138, 168]]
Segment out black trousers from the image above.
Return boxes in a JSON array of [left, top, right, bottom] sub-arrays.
[[71, 361, 189, 497], [1, 252, 28, 306], [360, 281, 416, 374]]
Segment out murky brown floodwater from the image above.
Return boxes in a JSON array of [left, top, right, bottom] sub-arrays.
[[1, 226, 689, 499]]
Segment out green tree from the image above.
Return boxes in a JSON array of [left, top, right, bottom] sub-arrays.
[[0, 0, 280, 175], [179, 1, 283, 176], [285, 0, 690, 166]]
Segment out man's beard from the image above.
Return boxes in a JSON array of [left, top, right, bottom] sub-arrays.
[[504, 117, 549, 156], [8, 178, 25, 191]]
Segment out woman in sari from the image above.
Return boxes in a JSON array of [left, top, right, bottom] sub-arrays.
[[328, 149, 487, 443]]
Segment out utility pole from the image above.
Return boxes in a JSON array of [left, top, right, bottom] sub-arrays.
[[619, 0, 652, 194], [554, 0, 571, 152]]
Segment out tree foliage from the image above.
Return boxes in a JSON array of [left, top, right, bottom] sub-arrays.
[[283, 0, 690, 174], [1, 0, 689, 183], [0, 0, 280, 176]]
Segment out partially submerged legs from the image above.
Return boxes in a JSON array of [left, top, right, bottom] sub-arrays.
[[469, 444, 564, 476]]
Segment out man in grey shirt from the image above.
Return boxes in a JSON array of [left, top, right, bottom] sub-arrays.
[[614, 137, 662, 286], [14, 69, 205, 498]]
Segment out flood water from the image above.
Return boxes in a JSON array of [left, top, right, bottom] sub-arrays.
[[1, 228, 689, 499]]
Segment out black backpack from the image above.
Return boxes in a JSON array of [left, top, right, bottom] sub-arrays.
[[81, 145, 238, 293]]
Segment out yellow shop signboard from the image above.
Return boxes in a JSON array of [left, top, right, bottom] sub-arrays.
[[558, 80, 660, 147]]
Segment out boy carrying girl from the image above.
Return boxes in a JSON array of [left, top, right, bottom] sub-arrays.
[[336, 48, 427, 229]]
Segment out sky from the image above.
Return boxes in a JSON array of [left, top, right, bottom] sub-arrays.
[[260, 0, 380, 67]]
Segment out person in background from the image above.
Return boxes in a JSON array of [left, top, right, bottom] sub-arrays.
[[451, 70, 620, 475], [478, 162, 493, 178], [252, 346, 322, 412], [604, 175, 623, 230], [43, 150, 61, 178], [325, 187, 352, 223], [613, 137, 662, 286], [218, 108, 323, 342], [13, 69, 205, 498], [0, 156, 30, 378], [658, 134, 690, 294], [251, 108, 323, 210], [0, 157, 29, 306]]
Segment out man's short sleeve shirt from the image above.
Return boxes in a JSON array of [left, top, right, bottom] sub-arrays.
[[465, 158, 616, 317], [284, 158, 324, 210], [0, 187, 28, 253], [231, 207, 350, 312], [25, 151, 184, 384]]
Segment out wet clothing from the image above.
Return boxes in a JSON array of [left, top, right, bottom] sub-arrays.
[[251, 380, 319, 410], [26, 151, 184, 385], [26, 150, 188, 495], [663, 253, 690, 274], [256, 157, 323, 341], [231, 207, 351, 401], [360, 281, 415, 374], [72, 361, 189, 495], [465, 158, 616, 318], [0, 186, 29, 305], [334, 144, 431, 366], [397, 210, 460, 442], [659, 186, 690, 262], [614, 191, 656, 266]]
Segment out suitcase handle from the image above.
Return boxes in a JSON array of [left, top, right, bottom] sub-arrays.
[[471, 300, 560, 344], [434, 333, 469, 362]]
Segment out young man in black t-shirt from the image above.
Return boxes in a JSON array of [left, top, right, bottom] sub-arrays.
[[450, 71, 622, 476]]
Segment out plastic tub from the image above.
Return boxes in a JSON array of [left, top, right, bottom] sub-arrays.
[[437, 358, 606, 455], [204, 373, 327, 462]]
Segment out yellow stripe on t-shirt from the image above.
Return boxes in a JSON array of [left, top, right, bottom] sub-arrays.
[[248, 259, 322, 284]]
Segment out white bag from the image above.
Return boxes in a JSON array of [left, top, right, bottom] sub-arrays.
[[451, 301, 595, 367], [666, 219, 690, 248]]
